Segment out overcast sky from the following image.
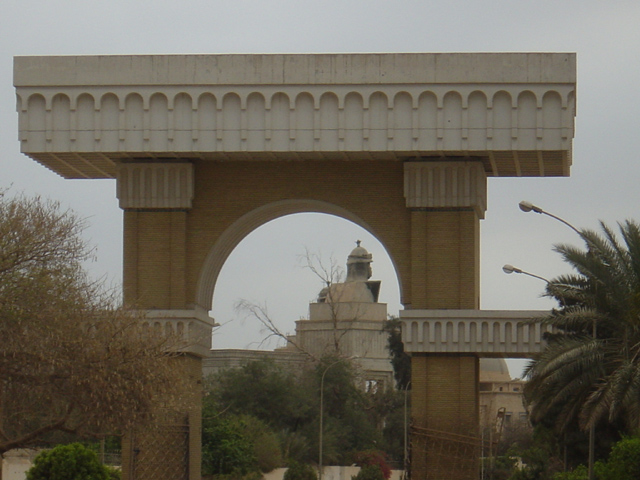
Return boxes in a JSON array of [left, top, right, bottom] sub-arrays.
[[2, 0, 640, 378]]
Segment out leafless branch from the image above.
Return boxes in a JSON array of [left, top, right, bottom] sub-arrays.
[[233, 299, 317, 360]]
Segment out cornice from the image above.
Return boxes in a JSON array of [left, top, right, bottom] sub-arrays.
[[14, 53, 576, 179]]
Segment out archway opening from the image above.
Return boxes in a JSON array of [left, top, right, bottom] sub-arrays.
[[211, 212, 402, 351]]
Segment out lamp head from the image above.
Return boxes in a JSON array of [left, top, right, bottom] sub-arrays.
[[519, 201, 543, 214], [502, 264, 522, 274]]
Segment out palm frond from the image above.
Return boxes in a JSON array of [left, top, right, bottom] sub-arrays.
[[525, 220, 640, 434]]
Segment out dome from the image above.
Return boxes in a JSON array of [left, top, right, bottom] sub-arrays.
[[347, 240, 373, 265], [479, 358, 512, 382]]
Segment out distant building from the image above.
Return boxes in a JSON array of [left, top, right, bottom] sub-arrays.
[[479, 358, 529, 436], [204, 242, 394, 389]]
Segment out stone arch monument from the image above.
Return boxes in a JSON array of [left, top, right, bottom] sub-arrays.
[[14, 53, 576, 480]]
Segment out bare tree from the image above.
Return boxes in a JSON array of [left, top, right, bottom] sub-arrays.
[[234, 247, 369, 359], [300, 247, 357, 353], [233, 298, 315, 358], [0, 191, 185, 459], [297, 247, 344, 287]]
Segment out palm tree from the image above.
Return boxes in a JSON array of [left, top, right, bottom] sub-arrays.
[[524, 220, 640, 434]]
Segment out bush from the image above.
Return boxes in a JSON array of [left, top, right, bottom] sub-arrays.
[[552, 436, 640, 480], [202, 415, 257, 476], [27, 443, 111, 480], [284, 461, 317, 480], [202, 413, 283, 476], [106, 466, 121, 480], [552, 464, 588, 480], [352, 464, 385, 480], [600, 436, 640, 480], [353, 451, 391, 480], [240, 415, 282, 472]]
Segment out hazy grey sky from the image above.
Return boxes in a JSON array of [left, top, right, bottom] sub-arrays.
[[2, 0, 640, 377]]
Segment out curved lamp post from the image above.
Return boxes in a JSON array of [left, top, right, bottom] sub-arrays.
[[403, 381, 411, 478], [519, 201, 583, 237], [516, 201, 596, 480], [502, 264, 550, 284], [319, 356, 357, 480]]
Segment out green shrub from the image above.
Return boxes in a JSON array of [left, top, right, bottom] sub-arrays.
[[599, 436, 640, 480], [27, 443, 111, 480], [352, 464, 385, 480], [202, 415, 257, 476], [202, 412, 283, 476], [552, 436, 640, 480], [105, 466, 121, 480], [552, 464, 588, 480], [239, 415, 282, 472], [284, 461, 317, 480], [353, 450, 391, 480]]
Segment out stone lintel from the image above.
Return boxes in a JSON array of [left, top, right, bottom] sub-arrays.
[[14, 53, 576, 180], [14, 53, 576, 87], [143, 307, 215, 358], [400, 309, 550, 357], [116, 162, 194, 209], [404, 160, 487, 218]]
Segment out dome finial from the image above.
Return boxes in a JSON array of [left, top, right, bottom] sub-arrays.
[[346, 241, 373, 281]]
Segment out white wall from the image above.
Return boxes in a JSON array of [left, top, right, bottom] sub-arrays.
[[1, 450, 38, 480], [264, 466, 405, 480]]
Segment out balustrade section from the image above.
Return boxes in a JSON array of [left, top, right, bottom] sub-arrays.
[[400, 309, 550, 357], [142, 308, 215, 358]]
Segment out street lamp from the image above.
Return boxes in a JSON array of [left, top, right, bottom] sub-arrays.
[[502, 264, 550, 284], [517, 201, 596, 480], [403, 381, 411, 479], [519, 201, 582, 237], [319, 356, 357, 480]]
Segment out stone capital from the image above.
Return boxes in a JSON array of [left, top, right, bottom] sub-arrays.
[[116, 162, 194, 209], [403, 160, 487, 218]]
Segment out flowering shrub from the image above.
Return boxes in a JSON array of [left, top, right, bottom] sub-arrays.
[[353, 450, 391, 480]]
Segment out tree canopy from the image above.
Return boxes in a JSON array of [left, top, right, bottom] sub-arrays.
[[524, 220, 640, 434], [382, 317, 411, 390], [203, 357, 405, 469], [0, 191, 184, 455]]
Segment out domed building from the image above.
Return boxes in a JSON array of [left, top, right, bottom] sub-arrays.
[[203, 242, 393, 388], [281, 241, 392, 389], [479, 358, 528, 433]]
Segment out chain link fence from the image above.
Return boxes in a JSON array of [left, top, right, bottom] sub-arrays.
[[130, 413, 190, 480], [410, 424, 482, 480]]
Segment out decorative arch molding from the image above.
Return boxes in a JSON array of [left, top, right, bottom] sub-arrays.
[[16, 86, 574, 164], [195, 199, 401, 311]]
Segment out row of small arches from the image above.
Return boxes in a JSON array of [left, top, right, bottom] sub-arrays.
[[19, 89, 571, 153], [406, 320, 553, 344], [142, 320, 190, 336], [18, 88, 573, 111]]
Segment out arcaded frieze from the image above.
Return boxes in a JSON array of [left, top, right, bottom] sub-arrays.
[[400, 309, 550, 357], [142, 308, 215, 358]]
